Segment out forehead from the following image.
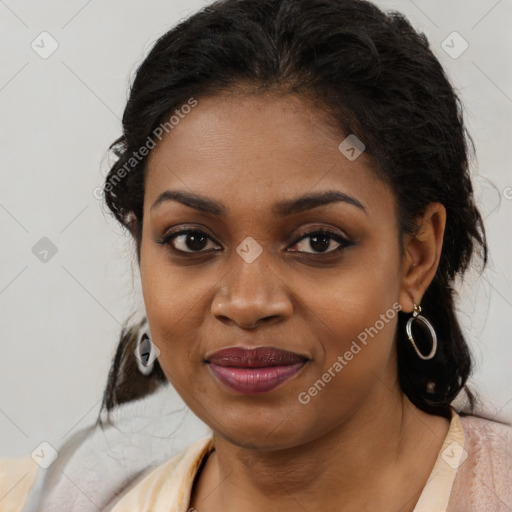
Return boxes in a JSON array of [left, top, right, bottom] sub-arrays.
[[144, 92, 394, 221]]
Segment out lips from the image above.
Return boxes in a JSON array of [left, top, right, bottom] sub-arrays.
[[206, 346, 308, 367], [205, 346, 309, 394]]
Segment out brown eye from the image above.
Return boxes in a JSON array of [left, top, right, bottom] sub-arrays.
[[159, 229, 221, 254], [289, 230, 353, 254]]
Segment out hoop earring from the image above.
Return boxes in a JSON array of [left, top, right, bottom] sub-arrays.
[[406, 303, 437, 360], [135, 332, 160, 375]]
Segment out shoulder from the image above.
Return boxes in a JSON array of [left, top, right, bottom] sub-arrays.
[[0, 454, 39, 512], [0, 434, 214, 512], [448, 413, 512, 510], [109, 434, 214, 511], [459, 413, 512, 462], [1, 385, 212, 511]]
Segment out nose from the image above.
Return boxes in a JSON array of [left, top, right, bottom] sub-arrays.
[[211, 253, 293, 329]]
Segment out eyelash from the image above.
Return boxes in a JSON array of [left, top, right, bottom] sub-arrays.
[[157, 227, 353, 256]]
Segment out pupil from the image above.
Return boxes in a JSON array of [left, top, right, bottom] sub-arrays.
[[310, 234, 330, 252], [187, 233, 207, 251]]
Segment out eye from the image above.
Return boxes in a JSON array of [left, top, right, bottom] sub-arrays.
[[158, 228, 221, 254], [288, 229, 353, 254], [158, 227, 353, 256]]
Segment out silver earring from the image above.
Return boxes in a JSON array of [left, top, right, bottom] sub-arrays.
[[134, 332, 160, 375], [406, 303, 437, 360]]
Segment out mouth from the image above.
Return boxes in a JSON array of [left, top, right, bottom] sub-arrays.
[[205, 346, 309, 394]]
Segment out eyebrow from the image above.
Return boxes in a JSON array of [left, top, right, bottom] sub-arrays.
[[150, 189, 367, 217]]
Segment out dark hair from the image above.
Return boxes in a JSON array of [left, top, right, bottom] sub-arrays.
[[99, 0, 490, 423]]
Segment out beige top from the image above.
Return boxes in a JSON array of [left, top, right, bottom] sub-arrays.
[[1, 406, 511, 511]]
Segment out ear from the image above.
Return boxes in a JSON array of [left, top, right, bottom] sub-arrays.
[[123, 211, 143, 261], [124, 211, 139, 237], [398, 202, 446, 313]]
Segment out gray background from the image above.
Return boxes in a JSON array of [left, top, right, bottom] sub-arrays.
[[1, 0, 511, 458]]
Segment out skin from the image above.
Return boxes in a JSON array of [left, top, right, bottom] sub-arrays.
[[138, 91, 450, 512]]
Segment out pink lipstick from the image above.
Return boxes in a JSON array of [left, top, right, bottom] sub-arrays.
[[205, 346, 308, 394]]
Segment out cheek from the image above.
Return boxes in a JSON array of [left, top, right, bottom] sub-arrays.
[[308, 285, 399, 381], [308, 245, 400, 345], [139, 244, 205, 378], [299, 241, 401, 395], [297, 303, 399, 430], [140, 235, 204, 322]]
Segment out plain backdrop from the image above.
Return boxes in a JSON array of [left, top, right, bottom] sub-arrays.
[[1, 0, 511, 457]]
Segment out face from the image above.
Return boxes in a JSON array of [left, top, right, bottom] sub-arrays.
[[140, 92, 406, 450]]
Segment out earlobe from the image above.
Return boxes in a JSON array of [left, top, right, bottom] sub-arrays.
[[398, 288, 416, 315]]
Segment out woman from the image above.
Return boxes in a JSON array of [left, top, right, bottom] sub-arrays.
[[2, 0, 511, 510]]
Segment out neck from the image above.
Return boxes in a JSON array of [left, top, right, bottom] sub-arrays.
[[192, 384, 451, 512]]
